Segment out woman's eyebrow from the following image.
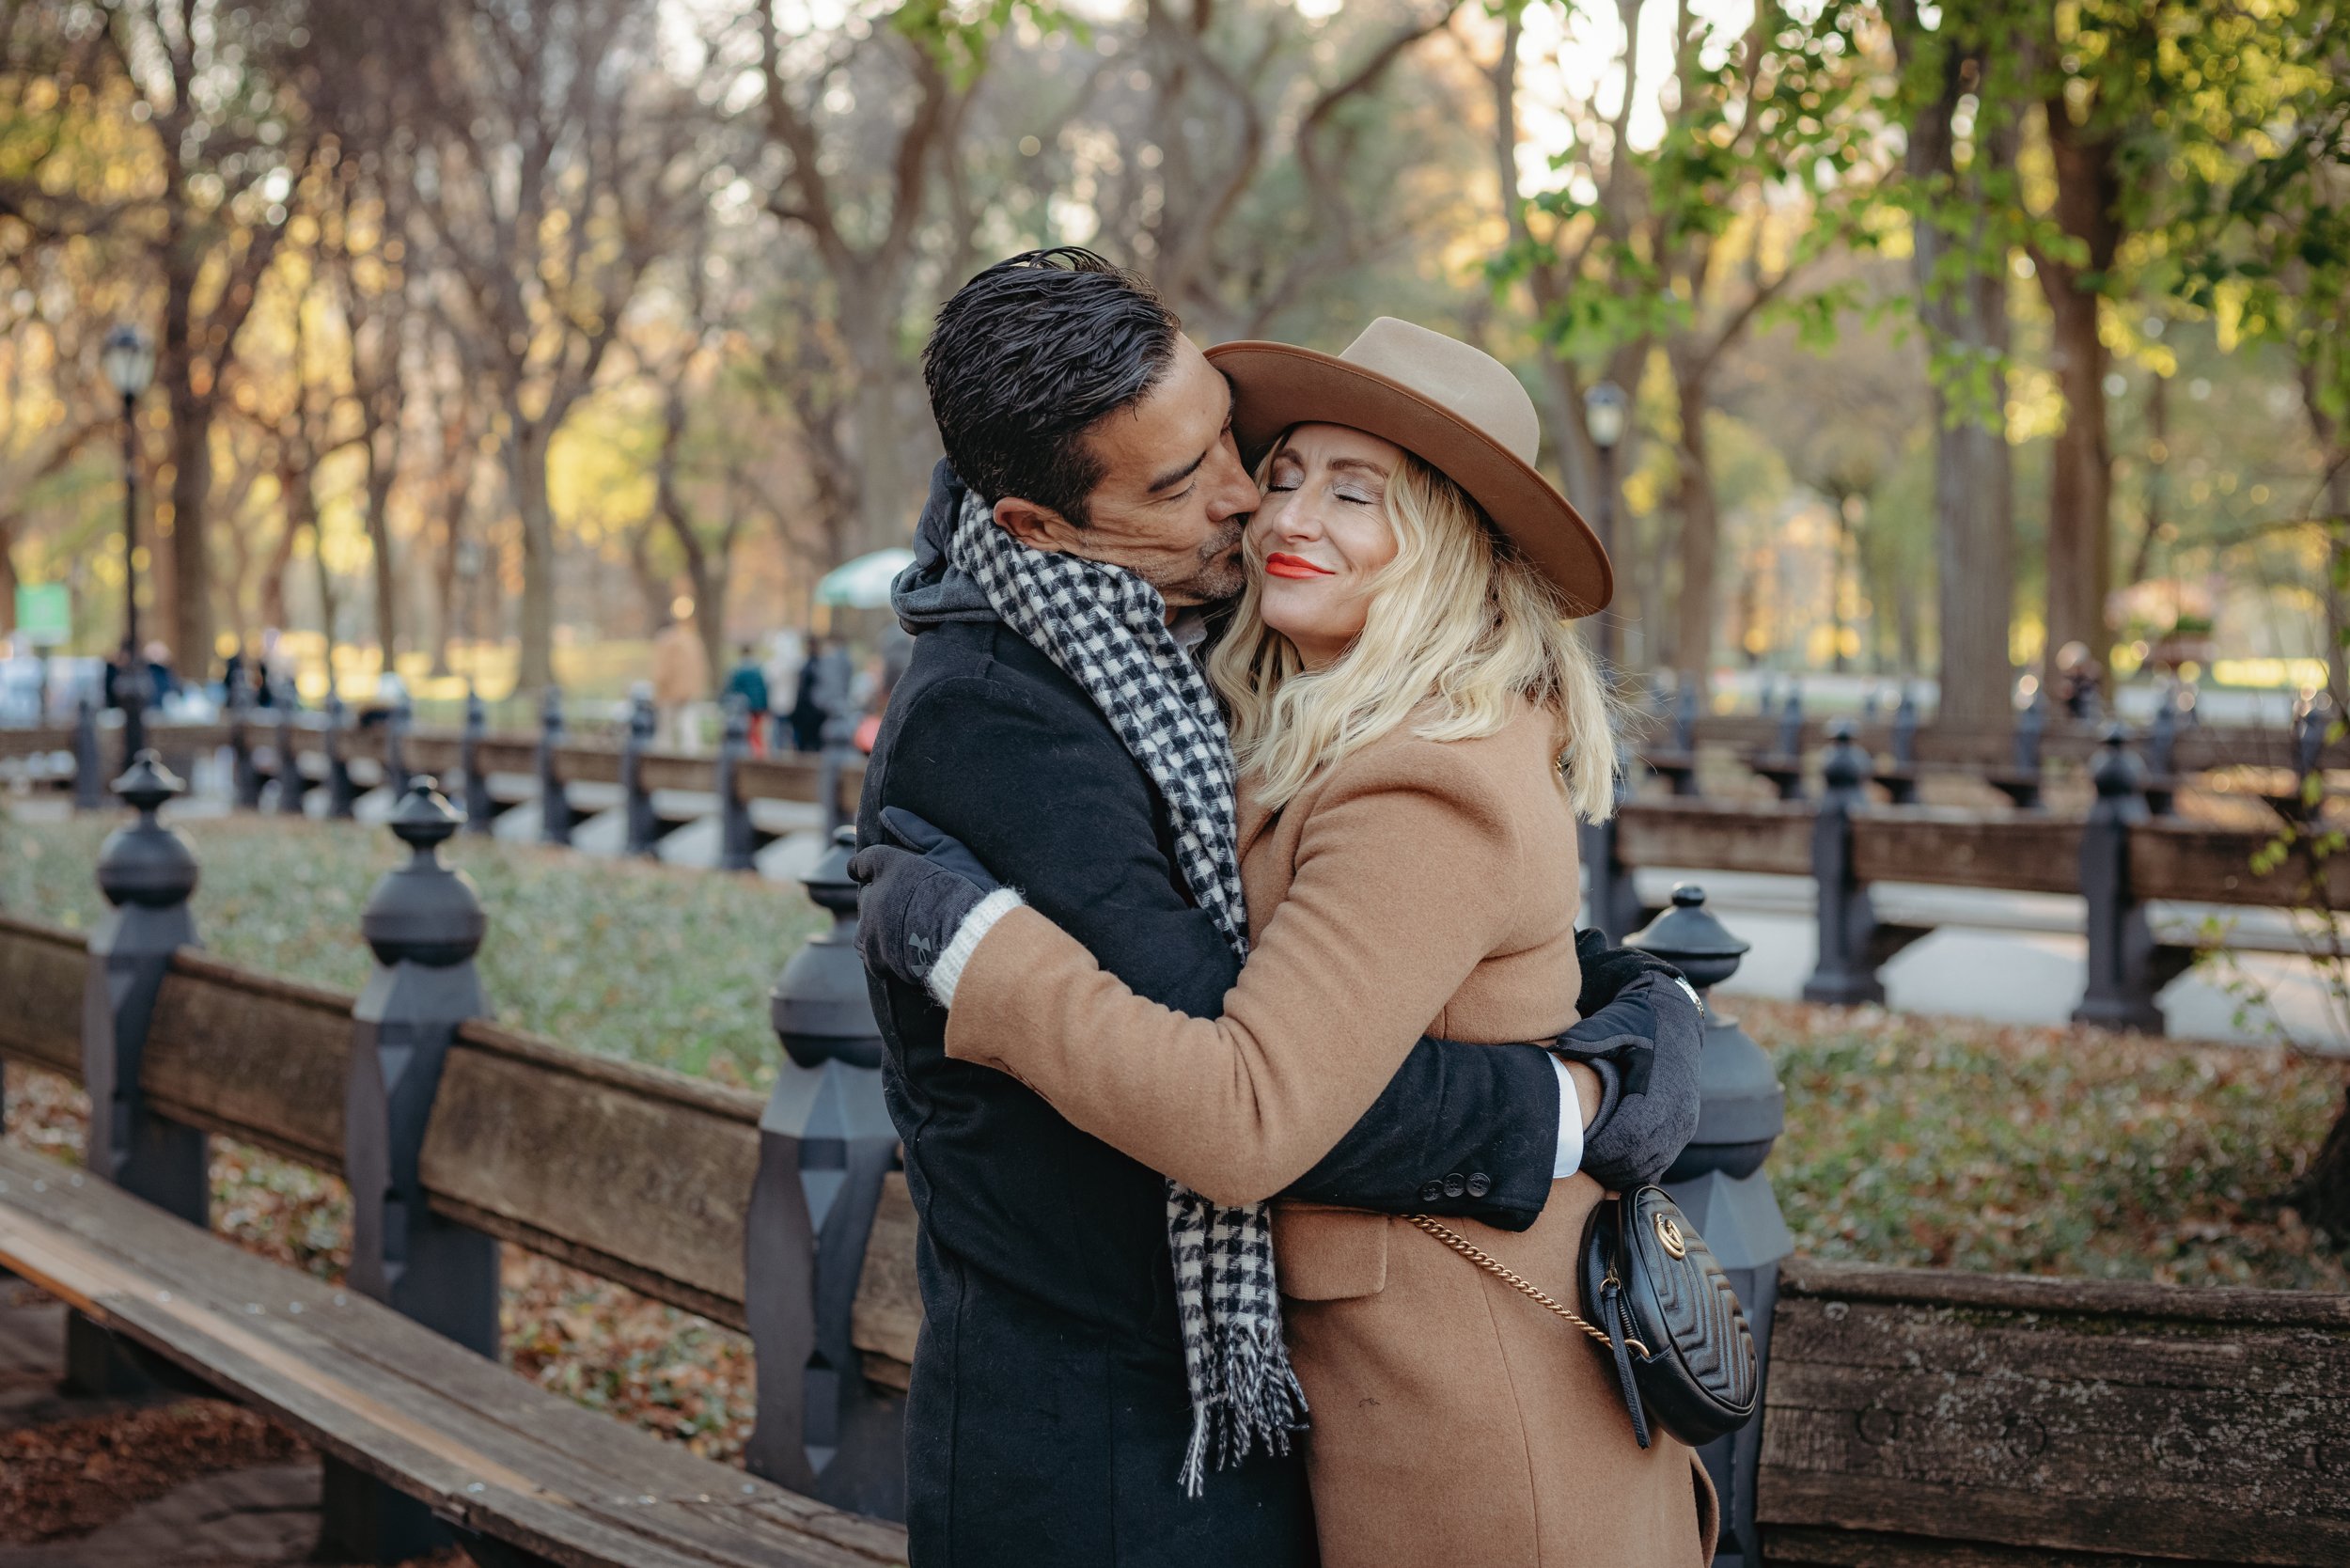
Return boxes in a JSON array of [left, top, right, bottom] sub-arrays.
[[1326, 456, 1388, 479]]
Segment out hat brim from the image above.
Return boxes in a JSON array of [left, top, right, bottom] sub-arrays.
[[1205, 340, 1613, 618]]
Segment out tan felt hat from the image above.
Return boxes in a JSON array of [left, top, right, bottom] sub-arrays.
[[1206, 318, 1612, 617]]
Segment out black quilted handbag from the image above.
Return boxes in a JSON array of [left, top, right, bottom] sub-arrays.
[[1406, 1184, 1758, 1450], [1578, 1185, 1758, 1449]]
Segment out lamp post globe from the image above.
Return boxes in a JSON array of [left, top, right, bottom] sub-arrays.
[[1583, 381, 1628, 674], [102, 323, 156, 766], [102, 323, 156, 400]]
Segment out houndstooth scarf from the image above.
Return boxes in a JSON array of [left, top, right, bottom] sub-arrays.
[[950, 493, 1308, 1496]]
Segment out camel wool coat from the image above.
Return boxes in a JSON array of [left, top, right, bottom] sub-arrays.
[[943, 697, 1717, 1568]]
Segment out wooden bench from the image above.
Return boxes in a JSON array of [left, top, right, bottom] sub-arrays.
[[0, 1140, 905, 1568], [1761, 1258, 2350, 1566]]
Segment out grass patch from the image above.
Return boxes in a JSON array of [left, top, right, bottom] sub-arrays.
[[0, 808, 824, 1089]]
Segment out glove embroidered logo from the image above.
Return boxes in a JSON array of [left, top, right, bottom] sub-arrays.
[[908, 930, 936, 975]]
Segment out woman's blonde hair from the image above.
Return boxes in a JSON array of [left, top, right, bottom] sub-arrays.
[[1207, 440, 1621, 820]]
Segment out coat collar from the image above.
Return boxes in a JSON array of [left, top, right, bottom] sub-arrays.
[[1235, 773, 1281, 865]]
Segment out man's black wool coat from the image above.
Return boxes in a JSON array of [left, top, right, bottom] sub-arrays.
[[861, 535, 1566, 1568]]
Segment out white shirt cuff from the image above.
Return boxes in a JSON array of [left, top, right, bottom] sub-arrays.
[[926, 887, 1025, 1008], [1551, 1054, 1587, 1180]]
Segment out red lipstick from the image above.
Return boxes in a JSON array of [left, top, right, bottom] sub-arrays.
[[1265, 553, 1335, 580]]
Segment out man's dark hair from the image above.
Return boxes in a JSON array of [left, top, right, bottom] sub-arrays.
[[924, 248, 1181, 528]]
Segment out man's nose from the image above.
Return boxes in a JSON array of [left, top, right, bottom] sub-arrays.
[[1205, 437, 1259, 524]]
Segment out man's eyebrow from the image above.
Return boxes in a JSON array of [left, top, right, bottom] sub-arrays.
[[1146, 448, 1209, 494]]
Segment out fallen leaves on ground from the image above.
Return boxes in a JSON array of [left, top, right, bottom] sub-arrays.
[[0, 1399, 306, 1544], [1742, 996, 2350, 1289]]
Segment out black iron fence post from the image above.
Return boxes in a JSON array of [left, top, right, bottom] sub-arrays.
[[2073, 726, 2175, 1033], [716, 695, 757, 873], [1635, 886, 1792, 1568], [324, 694, 359, 821], [1991, 688, 2047, 810], [1804, 723, 1888, 1005], [1579, 745, 1652, 943], [330, 777, 497, 1561], [1873, 684, 1920, 805], [744, 825, 905, 1519], [274, 683, 309, 817], [462, 686, 494, 835], [622, 689, 659, 858], [70, 750, 209, 1394], [2144, 686, 2182, 818], [385, 691, 414, 798], [537, 686, 573, 846], [71, 694, 103, 813], [227, 683, 262, 810]]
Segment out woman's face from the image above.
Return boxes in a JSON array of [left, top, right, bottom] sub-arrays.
[[1249, 423, 1404, 670]]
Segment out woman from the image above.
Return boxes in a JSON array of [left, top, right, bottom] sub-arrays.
[[856, 319, 1715, 1566]]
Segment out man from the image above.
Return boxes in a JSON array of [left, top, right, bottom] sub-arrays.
[[857, 251, 1695, 1566]]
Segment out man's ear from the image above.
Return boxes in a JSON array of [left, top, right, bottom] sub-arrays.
[[992, 496, 1074, 553]]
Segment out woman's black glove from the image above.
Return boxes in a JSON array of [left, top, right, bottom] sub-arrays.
[[1551, 930, 1705, 1191], [846, 808, 1004, 993]]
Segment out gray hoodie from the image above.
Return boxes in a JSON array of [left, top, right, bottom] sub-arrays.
[[893, 460, 996, 634]]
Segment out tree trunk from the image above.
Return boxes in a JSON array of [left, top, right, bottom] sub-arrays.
[[2040, 274, 2113, 674], [1930, 262, 2016, 726], [0, 520, 16, 636], [1903, 25, 2016, 726], [2304, 381, 2348, 706], [839, 289, 910, 559], [363, 431, 400, 664], [2295, 1087, 2350, 1246], [259, 512, 296, 635], [507, 420, 556, 697], [431, 506, 462, 678], [2038, 88, 2124, 687], [1669, 365, 1720, 685]]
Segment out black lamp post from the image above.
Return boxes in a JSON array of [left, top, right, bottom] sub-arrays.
[[102, 323, 157, 763], [1584, 380, 1628, 677]]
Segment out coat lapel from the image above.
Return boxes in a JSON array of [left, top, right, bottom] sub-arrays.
[[1235, 774, 1281, 866]]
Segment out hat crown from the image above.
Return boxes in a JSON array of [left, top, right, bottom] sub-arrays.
[[1337, 318, 1541, 466]]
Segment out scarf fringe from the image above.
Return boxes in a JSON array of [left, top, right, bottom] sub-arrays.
[[1176, 1316, 1312, 1497]]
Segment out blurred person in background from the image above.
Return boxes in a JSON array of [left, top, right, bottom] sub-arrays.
[[143, 640, 178, 705], [650, 605, 708, 751], [724, 642, 772, 753], [763, 630, 806, 743], [790, 635, 848, 752]]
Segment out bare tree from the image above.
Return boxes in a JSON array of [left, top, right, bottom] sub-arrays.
[[402, 0, 713, 693], [755, 3, 979, 557], [0, 0, 315, 674]]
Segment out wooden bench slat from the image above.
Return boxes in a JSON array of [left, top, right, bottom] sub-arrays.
[[423, 1022, 766, 1326], [0, 914, 86, 1078], [0, 1141, 905, 1568], [1760, 1260, 2350, 1565]]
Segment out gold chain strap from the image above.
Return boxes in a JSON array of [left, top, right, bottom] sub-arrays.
[[1404, 1215, 1644, 1356]]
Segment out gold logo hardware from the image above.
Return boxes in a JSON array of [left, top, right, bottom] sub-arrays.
[[1654, 1213, 1687, 1259]]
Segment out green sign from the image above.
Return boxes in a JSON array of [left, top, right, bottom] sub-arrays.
[[13, 583, 68, 648]]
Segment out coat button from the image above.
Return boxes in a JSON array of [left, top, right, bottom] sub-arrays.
[[1465, 1173, 1492, 1198], [1419, 1180, 1445, 1203], [1443, 1173, 1466, 1199]]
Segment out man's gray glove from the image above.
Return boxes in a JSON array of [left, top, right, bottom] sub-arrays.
[[1553, 929, 1705, 1191], [847, 808, 1006, 994]]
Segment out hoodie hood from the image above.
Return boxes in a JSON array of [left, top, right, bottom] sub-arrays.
[[893, 459, 998, 634]]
